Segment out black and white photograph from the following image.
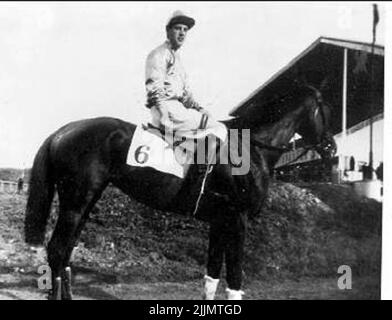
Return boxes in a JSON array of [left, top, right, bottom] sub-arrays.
[[0, 1, 389, 302]]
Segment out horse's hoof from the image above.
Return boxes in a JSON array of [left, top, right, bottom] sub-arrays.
[[62, 267, 73, 300], [47, 277, 62, 300]]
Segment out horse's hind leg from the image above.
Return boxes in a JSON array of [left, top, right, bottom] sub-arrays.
[[47, 176, 107, 300], [47, 204, 84, 300]]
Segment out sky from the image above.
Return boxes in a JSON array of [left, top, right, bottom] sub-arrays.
[[0, 1, 387, 168]]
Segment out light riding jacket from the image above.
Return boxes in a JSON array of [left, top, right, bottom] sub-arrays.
[[145, 40, 202, 111]]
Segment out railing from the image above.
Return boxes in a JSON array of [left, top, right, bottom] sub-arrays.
[[0, 180, 29, 194], [275, 148, 321, 168]]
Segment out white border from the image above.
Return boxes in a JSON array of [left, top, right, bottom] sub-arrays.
[[381, 1, 391, 301]]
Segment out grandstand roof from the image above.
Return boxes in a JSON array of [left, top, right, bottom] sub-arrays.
[[230, 37, 384, 134]]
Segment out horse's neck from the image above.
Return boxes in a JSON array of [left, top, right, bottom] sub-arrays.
[[252, 104, 305, 148]]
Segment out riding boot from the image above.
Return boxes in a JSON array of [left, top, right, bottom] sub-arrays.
[[202, 275, 220, 300], [226, 288, 245, 300]]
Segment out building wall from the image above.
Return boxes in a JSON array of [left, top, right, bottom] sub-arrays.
[[335, 115, 383, 170]]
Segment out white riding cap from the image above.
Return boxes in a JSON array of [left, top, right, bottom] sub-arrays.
[[166, 10, 195, 29]]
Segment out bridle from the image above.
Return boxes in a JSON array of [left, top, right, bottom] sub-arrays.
[[250, 93, 333, 165]]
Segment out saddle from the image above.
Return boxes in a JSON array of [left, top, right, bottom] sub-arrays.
[[127, 123, 231, 216], [141, 123, 224, 215], [127, 123, 226, 179], [142, 123, 189, 149], [142, 123, 221, 167]]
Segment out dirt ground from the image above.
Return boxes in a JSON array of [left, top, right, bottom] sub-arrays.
[[0, 192, 381, 300]]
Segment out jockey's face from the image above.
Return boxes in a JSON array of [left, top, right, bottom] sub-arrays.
[[167, 24, 189, 50]]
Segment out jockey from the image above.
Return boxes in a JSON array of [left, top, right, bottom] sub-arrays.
[[145, 10, 227, 159]]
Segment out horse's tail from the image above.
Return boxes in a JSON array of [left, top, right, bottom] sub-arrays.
[[24, 134, 55, 246]]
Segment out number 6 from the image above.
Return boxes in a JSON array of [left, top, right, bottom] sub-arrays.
[[135, 145, 150, 164]]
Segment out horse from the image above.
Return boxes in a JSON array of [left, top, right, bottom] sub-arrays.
[[24, 84, 336, 300]]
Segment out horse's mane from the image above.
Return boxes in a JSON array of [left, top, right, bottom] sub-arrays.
[[225, 85, 320, 130]]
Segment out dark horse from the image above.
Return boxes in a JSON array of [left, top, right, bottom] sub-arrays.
[[24, 85, 336, 300]]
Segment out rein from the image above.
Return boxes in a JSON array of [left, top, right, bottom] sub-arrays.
[[250, 138, 289, 152], [250, 137, 323, 167]]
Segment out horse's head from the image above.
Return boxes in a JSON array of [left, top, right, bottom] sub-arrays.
[[296, 85, 337, 161]]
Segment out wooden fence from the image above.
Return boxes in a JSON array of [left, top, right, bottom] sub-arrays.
[[0, 180, 29, 194]]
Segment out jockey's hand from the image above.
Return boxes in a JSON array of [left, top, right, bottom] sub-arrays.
[[146, 89, 161, 108]]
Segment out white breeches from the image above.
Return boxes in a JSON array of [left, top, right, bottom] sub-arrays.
[[150, 100, 226, 140]]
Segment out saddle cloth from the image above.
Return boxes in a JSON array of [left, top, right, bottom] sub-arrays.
[[126, 124, 227, 178]]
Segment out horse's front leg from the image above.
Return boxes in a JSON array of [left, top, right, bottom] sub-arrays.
[[203, 216, 225, 300], [224, 211, 246, 300]]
